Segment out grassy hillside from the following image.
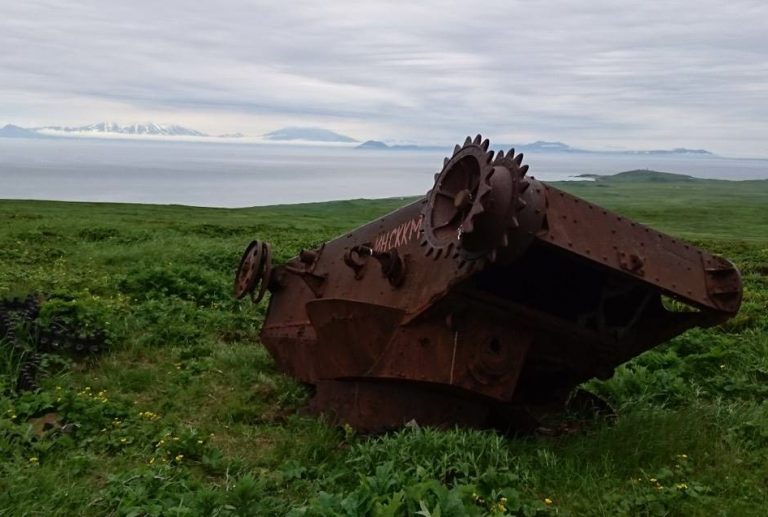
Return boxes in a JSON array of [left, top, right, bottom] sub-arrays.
[[0, 176, 767, 516]]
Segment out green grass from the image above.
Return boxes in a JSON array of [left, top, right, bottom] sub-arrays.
[[0, 175, 767, 516]]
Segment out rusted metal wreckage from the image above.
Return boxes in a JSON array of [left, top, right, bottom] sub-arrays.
[[234, 135, 742, 432]]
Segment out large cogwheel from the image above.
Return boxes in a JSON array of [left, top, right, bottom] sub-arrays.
[[420, 134, 544, 265]]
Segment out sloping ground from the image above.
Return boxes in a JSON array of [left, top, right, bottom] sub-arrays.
[[0, 177, 766, 515]]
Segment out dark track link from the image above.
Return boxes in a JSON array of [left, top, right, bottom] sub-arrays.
[[1, 294, 108, 393]]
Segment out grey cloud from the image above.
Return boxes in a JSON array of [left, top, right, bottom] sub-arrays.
[[0, 0, 767, 155]]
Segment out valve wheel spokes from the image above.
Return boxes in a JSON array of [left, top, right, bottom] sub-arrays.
[[234, 239, 273, 303]]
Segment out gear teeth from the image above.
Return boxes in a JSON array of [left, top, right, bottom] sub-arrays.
[[446, 242, 454, 255], [434, 173, 440, 182], [473, 134, 482, 145], [481, 138, 490, 151], [485, 150, 494, 163], [514, 153, 524, 166], [434, 248, 443, 260], [508, 148, 515, 157], [494, 150, 505, 164], [464, 136, 472, 146], [489, 250, 497, 263], [520, 164, 529, 176], [501, 233, 509, 247], [510, 216, 520, 228], [454, 144, 461, 155], [519, 180, 530, 193], [458, 259, 467, 269], [443, 157, 449, 167], [516, 198, 528, 210], [420, 239, 428, 247], [425, 247, 434, 257]]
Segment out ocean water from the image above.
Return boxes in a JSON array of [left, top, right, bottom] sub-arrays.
[[1, 138, 767, 207]]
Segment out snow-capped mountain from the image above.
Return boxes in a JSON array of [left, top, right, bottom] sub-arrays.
[[0, 124, 52, 139], [39, 122, 207, 137]]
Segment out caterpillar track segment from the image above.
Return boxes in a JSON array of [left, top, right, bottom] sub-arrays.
[[235, 135, 742, 432]]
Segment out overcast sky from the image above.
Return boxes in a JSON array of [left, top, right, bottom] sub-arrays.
[[1, 1, 767, 156]]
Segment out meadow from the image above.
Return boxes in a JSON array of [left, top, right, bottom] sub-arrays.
[[0, 172, 767, 516]]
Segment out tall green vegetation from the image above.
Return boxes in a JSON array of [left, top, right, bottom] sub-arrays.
[[0, 175, 766, 515]]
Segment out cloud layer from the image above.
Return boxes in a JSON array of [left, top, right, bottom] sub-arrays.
[[2, 0, 767, 155]]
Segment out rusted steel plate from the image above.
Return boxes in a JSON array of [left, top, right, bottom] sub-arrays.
[[537, 184, 740, 313]]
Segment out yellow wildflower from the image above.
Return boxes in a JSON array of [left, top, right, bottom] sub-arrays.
[[175, 454, 184, 462], [544, 498, 553, 505], [29, 457, 38, 463]]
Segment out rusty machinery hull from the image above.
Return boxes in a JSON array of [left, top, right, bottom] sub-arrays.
[[236, 135, 741, 432]]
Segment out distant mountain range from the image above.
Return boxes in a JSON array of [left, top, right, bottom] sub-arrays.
[[0, 122, 718, 157], [37, 122, 207, 137], [2, 122, 360, 144], [262, 127, 357, 142]]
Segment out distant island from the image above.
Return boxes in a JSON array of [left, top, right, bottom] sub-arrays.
[[0, 124, 52, 139], [262, 127, 357, 143], [356, 140, 586, 153], [618, 148, 713, 156], [356, 140, 440, 151], [577, 170, 698, 182], [356, 139, 714, 156]]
